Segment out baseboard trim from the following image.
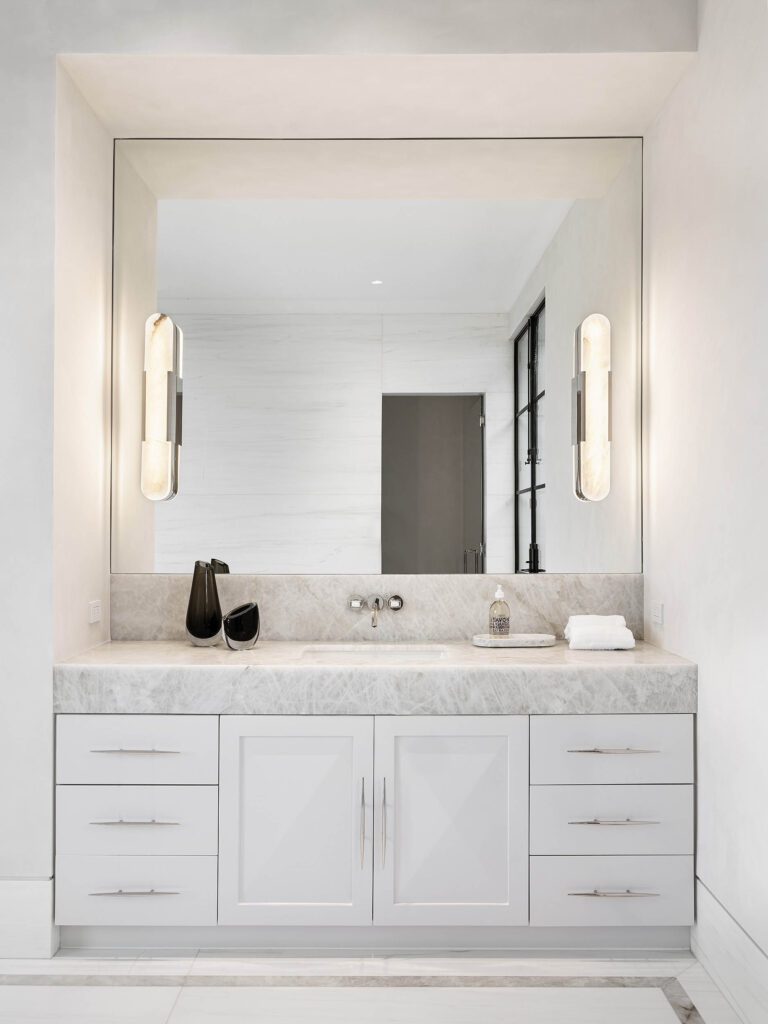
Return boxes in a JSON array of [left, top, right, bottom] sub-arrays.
[[60, 923, 691, 954], [692, 880, 768, 1024], [0, 879, 59, 959]]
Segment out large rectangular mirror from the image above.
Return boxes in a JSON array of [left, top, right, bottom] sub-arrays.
[[111, 138, 641, 574]]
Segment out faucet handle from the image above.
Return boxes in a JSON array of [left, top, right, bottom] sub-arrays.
[[348, 596, 365, 610], [387, 595, 404, 611]]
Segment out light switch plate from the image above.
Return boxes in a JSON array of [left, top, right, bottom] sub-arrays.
[[651, 601, 664, 625], [88, 599, 102, 624]]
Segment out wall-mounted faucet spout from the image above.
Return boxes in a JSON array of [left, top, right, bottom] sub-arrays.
[[348, 594, 405, 628], [367, 596, 384, 628]]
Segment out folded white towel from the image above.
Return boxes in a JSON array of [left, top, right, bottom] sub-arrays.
[[564, 614, 626, 640], [568, 625, 635, 650]]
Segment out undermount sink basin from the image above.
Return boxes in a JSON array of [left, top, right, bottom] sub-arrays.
[[301, 644, 448, 663]]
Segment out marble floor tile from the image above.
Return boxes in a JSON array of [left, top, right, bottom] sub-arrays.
[[0, 984, 180, 1023], [373, 955, 697, 978], [676, 964, 744, 1024], [0, 955, 139, 977], [129, 956, 197, 978], [190, 954, 383, 977], [186, 952, 696, 980], [167, 985, 681, 1023]]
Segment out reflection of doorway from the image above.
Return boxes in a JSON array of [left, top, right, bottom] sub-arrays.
[[381, 395, 485, 574]]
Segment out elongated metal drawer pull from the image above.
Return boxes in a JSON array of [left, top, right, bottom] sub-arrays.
[[360, 778, 366, 870], [568, 888, 660, 898], [381, 777, 387, 869], [568, 817, 660, 826], [89, 888, 180, 897], [567, 747, 660, 755], [89, 747, 181, 755], [89, 818, 181, 827]]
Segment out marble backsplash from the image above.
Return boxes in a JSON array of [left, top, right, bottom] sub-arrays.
[[111, 573, 643, 643]]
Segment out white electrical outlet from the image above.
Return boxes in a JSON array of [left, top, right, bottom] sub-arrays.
[[88, 600, 102, 624], [650, 601, 664, 626]]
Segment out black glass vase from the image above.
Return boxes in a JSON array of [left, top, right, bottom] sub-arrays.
[[186, 561, 222, 646], [223, 602, 260, 651]]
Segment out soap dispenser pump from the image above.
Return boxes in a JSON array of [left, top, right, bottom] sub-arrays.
[[186, 561, 222, 646], [489, 585, 511, 637]]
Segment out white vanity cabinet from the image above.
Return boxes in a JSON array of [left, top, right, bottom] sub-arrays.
[[529, 715, 694, 927], [217, 715, 529, 926], [218, 716, 375, 925], [373, 716, 529, 925], [54, 710, 695, 933], [54, 715, 219, 926]]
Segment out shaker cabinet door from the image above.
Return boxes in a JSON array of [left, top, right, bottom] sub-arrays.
[[218, 716, 374, 925], [373, 716, 529, 925]]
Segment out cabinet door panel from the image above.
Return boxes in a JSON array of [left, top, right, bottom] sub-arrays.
[[219, 716, 374, 925], [373, 716, 528, 925]]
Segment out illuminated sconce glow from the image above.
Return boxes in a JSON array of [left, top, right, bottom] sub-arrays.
[[573, 313, 611, 502], [140, 313, 183, 501]]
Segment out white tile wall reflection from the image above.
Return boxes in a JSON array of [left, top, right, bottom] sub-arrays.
[[155, 312, 513, 573]]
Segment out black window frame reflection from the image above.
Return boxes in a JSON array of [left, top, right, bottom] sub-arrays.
[[513, 298, 545, 573]]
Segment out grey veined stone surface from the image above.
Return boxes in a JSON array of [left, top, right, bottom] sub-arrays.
[[54, 640, 696, 715], [110, 573, 644, 643]]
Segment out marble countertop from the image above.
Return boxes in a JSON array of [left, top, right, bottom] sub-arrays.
[[54, 640, 697, 715]]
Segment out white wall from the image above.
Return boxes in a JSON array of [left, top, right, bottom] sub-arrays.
[[148, 313, 512, 574], [0, 0, 694, 958], [53, 67, 113, 661], [1, 59, 112, 960], [508, 149, 642, 572], [643, 0, 768, 1016], [110, 150, 158, 573]]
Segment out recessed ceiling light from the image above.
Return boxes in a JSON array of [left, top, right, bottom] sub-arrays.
[[370, 279, 383, 286]]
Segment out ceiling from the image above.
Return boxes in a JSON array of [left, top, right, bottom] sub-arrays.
[[63, 53, 692, 139], [145, 137, 635, 314], [157, 197, 573, 313]]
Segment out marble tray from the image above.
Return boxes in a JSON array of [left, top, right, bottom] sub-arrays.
[[472, 633, 556, 648]]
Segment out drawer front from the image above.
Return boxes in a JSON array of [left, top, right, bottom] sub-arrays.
[[530, 715, 693, 785], [56, 786, 218, 856], [530, 785, 693, 855], [56, 715, 219, 784], [530, 855, 693, 926], [55, 855, 217, 925]]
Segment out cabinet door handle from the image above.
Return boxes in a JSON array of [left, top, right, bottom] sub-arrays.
[[568, 889, 660, 898], [89, 819, 181, 827], [89, 748, 181, 755], [360, 778, 366, 869], [89, 888, 180, 897], [566, 747, 660, 755], [568, 818, 660, 826], [381, 777, 387, 869]]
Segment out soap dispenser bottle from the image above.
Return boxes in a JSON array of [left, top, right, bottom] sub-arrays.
[[186, 561, 222, 646], [489, 585, 511, 637]]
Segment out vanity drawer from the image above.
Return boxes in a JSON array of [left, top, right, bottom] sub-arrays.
[[530, 855, 694, 926], [55, 855, 218, 925], [56, 715, 219, 785], [530, 785, 693, 855], [530, 715, 693, 785], [56, 785, 218, 856]]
